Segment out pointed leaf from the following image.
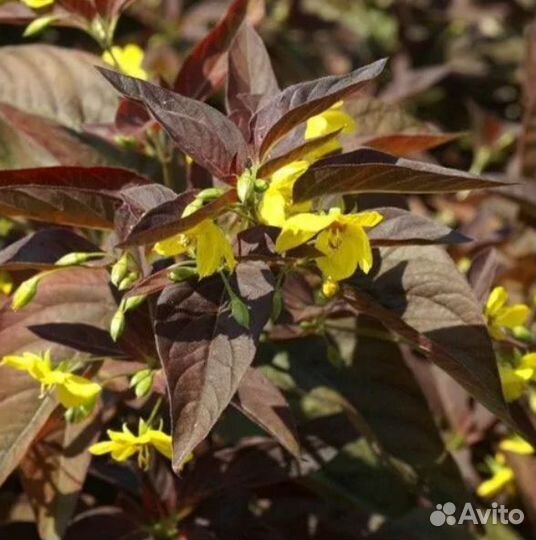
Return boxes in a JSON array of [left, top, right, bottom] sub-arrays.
[[0, 45, 117, 129], [0, 229, 100, 271], [226, 22, 279, 120], [155, 261, 274, 471], [293, 149, 510, 202], [99, 69, 248, 180], [0, 166, 149, 228], [368, 207, 469, 246], [363, 133, 461, 157], [120, 190, 237, 247], [252, 59, 387, 159], [234, 367, 300, 457], [174, 0, 261, 100]]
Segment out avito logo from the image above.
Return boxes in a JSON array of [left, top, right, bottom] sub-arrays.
[[430, 502, 524, 527]]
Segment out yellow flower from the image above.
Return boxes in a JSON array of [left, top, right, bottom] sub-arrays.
[[102, 44, 148, 80], [259, 161, 310, 227], [477, 460, 515, 499], [0, 270, 13, 296], [499, 364, 533, 402], [0, 351, 101, 409], [21, 0, 54, 8], [321, 278, 340, 299], [519, 352, 536, 374], [499, 435, 534, 455], [275, 207, 383, 282], [154, 219, 235, 278], [304, 101, 356, 160], [485, 286, 530, 341], [89, 419, 172, 470]]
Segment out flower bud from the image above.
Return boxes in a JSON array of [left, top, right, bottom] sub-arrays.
[[23, 15, 58, 37], [55, 252, 102, 267], [12, 275, 41, 311], [237, 170, 255, 203], [111, 253, 130, 287], [271, 289, 283, 322], [118, 271, 139, 291], [168, 266, 198, 282], [121, 294, 147, 313], [254, 179, 269, 192], [197, 188, 225, 202], [129, 368, 155, 398], [110, 309, 126, 342], [231, 296, 250, 329]]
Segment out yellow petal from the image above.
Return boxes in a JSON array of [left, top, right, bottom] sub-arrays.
[[89, 441, 117, 456], [344, 211, 384, 229], [305, 108, 356, 140], [270, 161, 309, 188], [316, 222, 373, 281], [259, 187, 287, 227], [494, 305, 530, 329], [477, 467, 515, 499], [21, 0, 54, 8], [275, 212, 336, 253], [485, 286, 508, 318], [56, 375, 101, 409], [499, 365, 533, 402], [111, 444, 138, 462], [147, 429, 173, 459], [499, 436, 534, 455], [103, 44, 148, 80], [154, 234, 189, 257], [1, 352, 38, 373], [195, 221, 235, 277], [520, 353, 536, 371]]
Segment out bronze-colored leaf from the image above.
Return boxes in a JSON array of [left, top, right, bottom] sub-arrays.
[[155, 261, 274, 471]]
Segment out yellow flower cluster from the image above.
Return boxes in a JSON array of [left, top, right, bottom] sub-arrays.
[[477, 435, 534, 499], [102, 44, 148, 81], [155, 102, 381, 293], [0, 351, 101, 410]]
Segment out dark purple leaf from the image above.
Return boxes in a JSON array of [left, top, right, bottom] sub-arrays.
[[0, 166, 149, 229], [234, 367, 300, 457], [174, 0, 259, 100], [155, 261, 274, 471], [226, 22, 279, 125], [99, 69, 248, 180], [467, 248, 498, 307], [293, 149, 510, 202], [0, 229, 100, 271], [369, 207, 469, 246], [120, 190, 237, 247], [252, 59, 387, 159], [29, 323, 126, 358]]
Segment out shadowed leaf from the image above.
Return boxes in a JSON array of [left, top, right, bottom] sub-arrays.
[[344, 245, 536, 447], [252, 59, 387, 159], [293, 149, 510, 202], [155, 261, 274, 471], [369, 208, 469, 246], [234, 367, 300, 457], [0, 167, 149, 228], [0, 229, 100, 271], [99, 69, 248, 180]]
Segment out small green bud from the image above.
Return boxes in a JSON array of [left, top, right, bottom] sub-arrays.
[[254, 179, 269, 192], [168, 267, 198, 282], [12, 275, 41, 311], [182, 199, 204, 217], [110, 309, 126, 342], [121, 294, 147, 313], [512, 326, 533, 344], [118, 271, 139, 291], [23, 15, 58, 37], [231, 295, 250, 329], [197, 188, 225, 202], [237, 170, 255, 203], [64, 403, 93, 423], [271, 289, 283, 322], [55, 252, 103, 267], [111, 253, 130, 287], [129, 368, 154, 398]]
